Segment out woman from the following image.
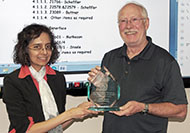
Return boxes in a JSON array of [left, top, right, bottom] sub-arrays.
[[3, 23, 97, 133]]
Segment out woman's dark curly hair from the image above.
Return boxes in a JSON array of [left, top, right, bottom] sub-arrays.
[[13, 23, 59, 66]]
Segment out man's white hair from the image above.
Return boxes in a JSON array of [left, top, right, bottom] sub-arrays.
[[118, 1, 148, 19]]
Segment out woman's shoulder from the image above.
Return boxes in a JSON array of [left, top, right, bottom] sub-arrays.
[[47, 69, 66, 83], [4, 68, 21, 80]]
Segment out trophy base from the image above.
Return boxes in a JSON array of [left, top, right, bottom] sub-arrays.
[[88, 106, 120, 111]]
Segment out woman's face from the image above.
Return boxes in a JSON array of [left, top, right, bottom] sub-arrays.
[[27, 32, 52, 71]]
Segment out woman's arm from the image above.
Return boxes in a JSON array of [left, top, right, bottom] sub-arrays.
[[27, 102, 97, 133]]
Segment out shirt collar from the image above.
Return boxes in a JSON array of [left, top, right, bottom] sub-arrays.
[[118, 36, 155, 60], [18, 65, 56, 79]]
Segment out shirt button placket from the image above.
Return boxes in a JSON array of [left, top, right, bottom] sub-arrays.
[[125, 61, 130, 74]]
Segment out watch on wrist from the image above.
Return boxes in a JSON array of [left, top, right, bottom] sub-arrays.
[[142, 103, 149, 114]]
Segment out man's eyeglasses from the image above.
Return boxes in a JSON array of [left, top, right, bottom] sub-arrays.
[[28, 44, 54, 52], [118, 18, 146, 25]]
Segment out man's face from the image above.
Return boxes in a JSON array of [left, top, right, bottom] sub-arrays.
[[118, 4, 149, 48]]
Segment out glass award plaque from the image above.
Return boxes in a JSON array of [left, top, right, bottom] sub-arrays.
[[87, 67, 120, 111]]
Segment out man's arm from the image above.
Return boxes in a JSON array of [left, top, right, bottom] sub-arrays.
[[111, 101, 187, 119], [148, 102, 187, 119]]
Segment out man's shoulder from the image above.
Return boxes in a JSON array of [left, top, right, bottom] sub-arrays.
[[147, 36, 174, 61], [151, 44, 177, 67], [154, 44, 174, 57], [105, 45, 123, 55]]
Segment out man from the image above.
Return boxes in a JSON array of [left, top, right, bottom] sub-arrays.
[[88, 2, 188, 133]]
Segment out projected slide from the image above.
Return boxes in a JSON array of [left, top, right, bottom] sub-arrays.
[[177, 0, 190, 77], [169, 0, 190, 77], [0, 0, 169, 75]]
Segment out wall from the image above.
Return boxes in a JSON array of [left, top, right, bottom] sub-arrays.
[[0, 89, 190, 133]]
